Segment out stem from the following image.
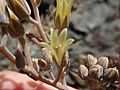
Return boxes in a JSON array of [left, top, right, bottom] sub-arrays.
[[47, 70, 55, 80], [27, 17, 48, 42], [53, 65, 64, 85], [53, 54, 69, 85], [0, 46, 16, 64], [87, 78, 105, 90], [23, 66, 66, 90], [28, 16, 38, 25], [30, 0, 48, 42], [0, 44, 66, 90], [59, 60, 70, 85]]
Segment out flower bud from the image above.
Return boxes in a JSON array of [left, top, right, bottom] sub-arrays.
[[7, 0, 31, 20], [41, 48, 53, 64], [0, 0, 9, 26], [103, 67, 119, 83], [79, 65, 88, 79], [97, 56, 109, 70], [55, 0, 73, 31], [7, 6, 25, 38], [87, 54, 97, 67], [89, 64, 103, 79], [38, 58, 50, 71]]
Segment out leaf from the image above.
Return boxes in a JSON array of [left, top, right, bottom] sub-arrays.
[[50, 28, 60, 48], [56, 47, 64, 66], [64, 38, 74, 49], [59, 28, 67, 46], [66, 0, 74, 15]]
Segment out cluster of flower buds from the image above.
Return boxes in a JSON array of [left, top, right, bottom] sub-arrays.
[[79, 54, 119, 87]]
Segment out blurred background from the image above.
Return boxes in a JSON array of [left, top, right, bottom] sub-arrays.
[[0, 0, 120, 89]]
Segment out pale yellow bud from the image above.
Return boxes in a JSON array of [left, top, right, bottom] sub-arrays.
[[79, 65, 88, 79], [103, 67, 119, 83], [87, 54, 97, 67], [97, 56, 109, 69]]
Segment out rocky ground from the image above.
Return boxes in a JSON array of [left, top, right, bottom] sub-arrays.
[[0, 0, 120, 89]]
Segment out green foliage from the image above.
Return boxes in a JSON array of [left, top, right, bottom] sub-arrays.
[[40, 28, 74, 66]]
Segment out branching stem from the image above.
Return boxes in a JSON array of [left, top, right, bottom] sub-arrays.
[[30, 0, 48, 42]]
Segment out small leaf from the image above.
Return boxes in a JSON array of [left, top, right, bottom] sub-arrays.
[[64, 38, 74, 48], [56, 47, 64, 66], [59, 28, 67, 46], [66, 0, 74, 15], [50, 28, 60, 48]]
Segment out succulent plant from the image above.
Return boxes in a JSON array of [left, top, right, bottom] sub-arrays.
[[40, 28, 74, 67]]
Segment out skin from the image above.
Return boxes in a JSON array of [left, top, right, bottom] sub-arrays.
[[0, 71, 77, 90]]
